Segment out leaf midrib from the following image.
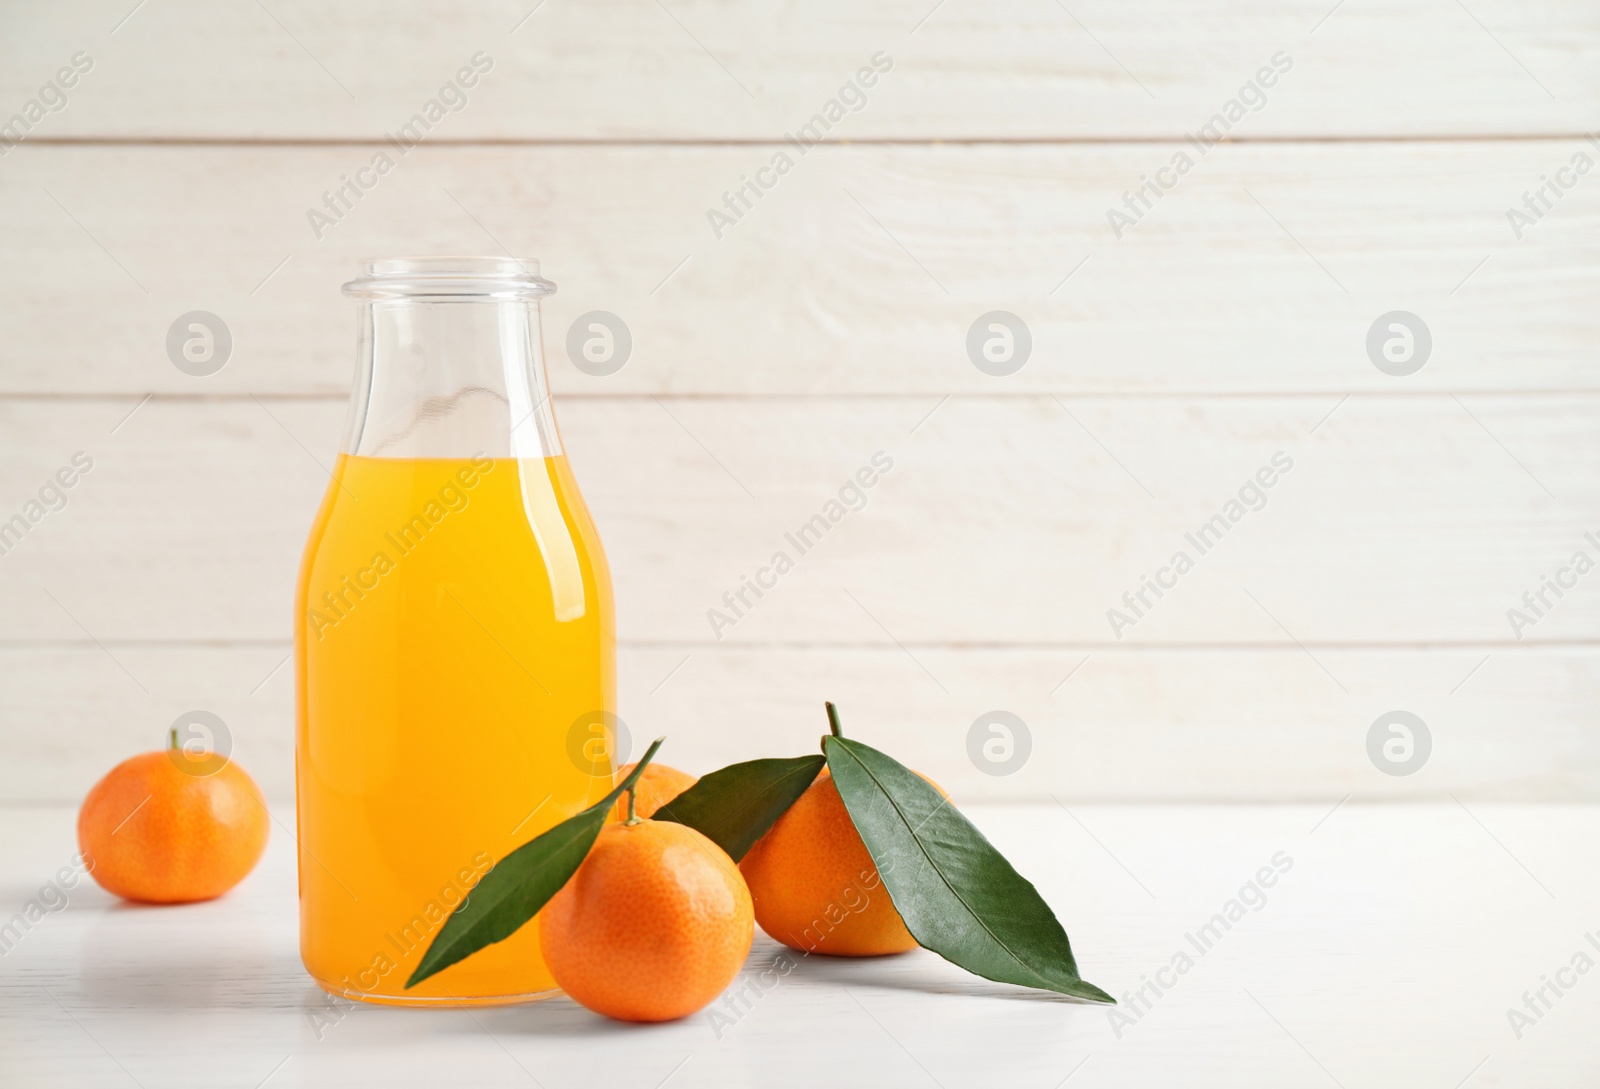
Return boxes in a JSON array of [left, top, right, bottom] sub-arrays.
[[701, 759, 821, 843], [657, 756, 823, 859], [831, 739, 1066, 991], [419, 814, 600, 971], [415, 760, 653, 980]]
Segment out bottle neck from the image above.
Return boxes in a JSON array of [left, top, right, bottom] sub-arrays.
[[342, 298, 560, 460]]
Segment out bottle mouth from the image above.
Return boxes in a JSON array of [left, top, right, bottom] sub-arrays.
[[342, 257, 557, 300]]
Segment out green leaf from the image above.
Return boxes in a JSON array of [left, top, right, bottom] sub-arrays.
[[653, 754, 826, 862], [824, 734, 1113, 1003], [405, 738, 664, 989]]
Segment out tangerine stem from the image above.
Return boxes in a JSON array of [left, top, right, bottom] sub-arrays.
[[168, 726, 178, 750], [625, 785, 641, 826], [826, 701, 843, 738], [611, 737, 664, 826]]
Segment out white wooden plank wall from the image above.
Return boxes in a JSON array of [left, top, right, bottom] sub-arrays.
[[1, 1, 1596, 803]]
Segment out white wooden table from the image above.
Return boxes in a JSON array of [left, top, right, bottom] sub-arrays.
[[0, 803, 1594, 1088]]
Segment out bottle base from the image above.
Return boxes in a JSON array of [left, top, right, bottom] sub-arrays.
[[312, 975, 561, 1008]]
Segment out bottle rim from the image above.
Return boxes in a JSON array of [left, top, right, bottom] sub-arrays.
[[342, 256, 557, 300]]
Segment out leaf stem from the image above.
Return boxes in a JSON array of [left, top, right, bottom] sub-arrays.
[[621, 737, 666, 792], [618, 736, 666, 825], [825, 701, 843, 738]]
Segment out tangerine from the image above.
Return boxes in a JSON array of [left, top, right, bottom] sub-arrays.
[[740, 768, 942, 957], [77, 738, 268, 904], [540, 817, 752, 1021]]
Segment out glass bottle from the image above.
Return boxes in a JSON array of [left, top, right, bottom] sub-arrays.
[[295, 257, 615, 1005]]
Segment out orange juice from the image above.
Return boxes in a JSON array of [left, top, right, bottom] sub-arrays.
[[295, 452, 615, 1004]]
